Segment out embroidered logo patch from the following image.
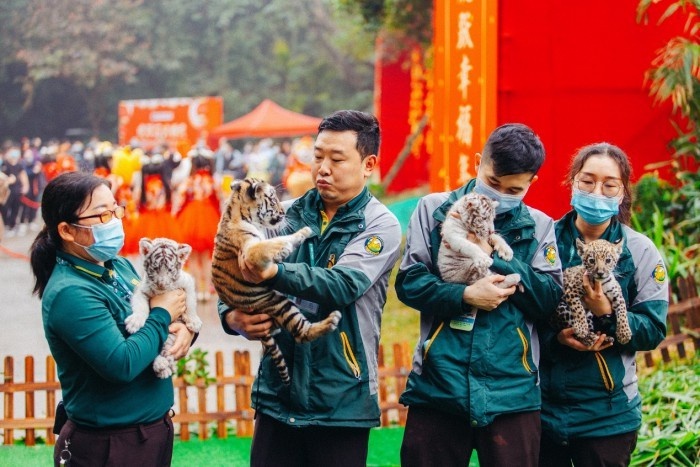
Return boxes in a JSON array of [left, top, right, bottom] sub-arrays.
[[131, 278, 140, 286], [327, 254, 336, 269], [364, 236, 384, 255], [652, 262, 667, 284], [544, 243, 557, 265]]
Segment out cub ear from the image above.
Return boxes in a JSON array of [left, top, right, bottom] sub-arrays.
[[575, 237, 586, 256], [139, 237, 153, 255], [230, 180, 242, 192], [491, 199, 500, 210], [613, 238, 624, 253], [177, 243, 192, 262], [246, 182, 257, 199]]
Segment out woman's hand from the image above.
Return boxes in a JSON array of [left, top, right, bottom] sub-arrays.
[[224, 308, 273, 340], [581, 272, 613, 317], [557, 328, 613, 351], [167, 322, 195, 359], [150, 289, 187, 323]]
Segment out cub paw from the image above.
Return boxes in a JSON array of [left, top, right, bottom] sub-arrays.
[[494, 244, 514, 261], [273, 246, 293, 263], [327, 310, 342, 330], [298, 226, 313, 238], [184, 315, 203, 333], [125, 313, 147, 334], [153, 356, 174, 379]]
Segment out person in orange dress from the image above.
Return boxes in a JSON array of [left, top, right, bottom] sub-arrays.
[[174, 146, 219, 301]]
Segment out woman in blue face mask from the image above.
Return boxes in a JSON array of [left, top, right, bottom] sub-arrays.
[[538, 143, 669, 466], [29, 172, 195, 466]]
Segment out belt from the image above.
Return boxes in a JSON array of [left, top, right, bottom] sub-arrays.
[[71, 409, 173, 433]]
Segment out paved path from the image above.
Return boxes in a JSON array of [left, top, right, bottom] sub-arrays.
[[0, 228, 261, 385]]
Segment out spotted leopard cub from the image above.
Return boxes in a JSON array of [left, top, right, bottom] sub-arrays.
[[555, 238, 631, 347]]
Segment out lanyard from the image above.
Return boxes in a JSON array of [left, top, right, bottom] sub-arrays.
[[57, 256, 133, 303]]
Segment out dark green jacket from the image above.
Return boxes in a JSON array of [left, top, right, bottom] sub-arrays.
[[219, 188, 401, 427], [42, 251, 172, 428], [539, 212, 668, 443], [397, 180, 563, 426]]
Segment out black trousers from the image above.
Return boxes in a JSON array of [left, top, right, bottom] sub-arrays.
[[250, 413, 370, 467], [539, 430, 638, 467], [401, 406, 541, 467], [53, 414, 174, 467]]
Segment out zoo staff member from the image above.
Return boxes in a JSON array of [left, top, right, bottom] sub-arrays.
[[218, 110, 402, 467], [397, 123, 563, 466], [30, 172, 193, 466], [538, 143, 668, 466]]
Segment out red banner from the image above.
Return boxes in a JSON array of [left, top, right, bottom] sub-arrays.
[[431, 0, 498, 192], [118, 97, 223, 153]]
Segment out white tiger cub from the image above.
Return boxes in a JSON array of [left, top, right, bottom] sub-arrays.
[[212, 178, 341, 386], [438, 192, 522, 289], [125, 237, 201, 379]]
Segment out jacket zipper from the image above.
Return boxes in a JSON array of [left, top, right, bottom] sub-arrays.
[[340, 332, 361, 379], [594, 351, 615, 392], [516, 328, 533, 373], [422, 322, 445, 361]]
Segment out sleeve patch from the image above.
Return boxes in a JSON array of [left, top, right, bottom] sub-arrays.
[[544, 243, 557, 265], [364, 236, 384, 255], [652, 262, 667, 284]]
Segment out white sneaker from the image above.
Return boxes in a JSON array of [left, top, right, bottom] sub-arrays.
[[5, 229, 16, 238], [29, 222, 41, 232], [18, 224, 27, 235]]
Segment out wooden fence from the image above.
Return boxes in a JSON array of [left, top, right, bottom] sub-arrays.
[[0, 342, 412, 446]]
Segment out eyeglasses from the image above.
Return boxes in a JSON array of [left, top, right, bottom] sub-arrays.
[[76, 205, 126, 224], [574, 178, 622, 198]]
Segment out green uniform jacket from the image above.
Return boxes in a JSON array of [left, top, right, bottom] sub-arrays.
[[396, 180, 563, 427], [219, 187, 401, 427], [539, 212, 668, 443], [42, 251, 173, 428]]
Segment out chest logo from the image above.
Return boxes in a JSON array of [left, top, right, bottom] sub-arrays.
[[327, 254, 336, 268], [544, 243, 557, 265], [652, 262, 667, 284], [364, 236, 384, 255]]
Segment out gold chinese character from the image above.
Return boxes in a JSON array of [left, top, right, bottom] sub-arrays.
[[456, 105, 474, 147], [458, 55, 473, 100], [457, 12, 474, 49]]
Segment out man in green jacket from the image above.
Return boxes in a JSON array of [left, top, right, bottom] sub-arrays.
[[397, 123, 563, 466], [218, 110, 401, 467]]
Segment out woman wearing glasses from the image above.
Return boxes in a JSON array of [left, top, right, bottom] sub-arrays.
[[29, 171, 192, 466], [538, 143, 668, 466]]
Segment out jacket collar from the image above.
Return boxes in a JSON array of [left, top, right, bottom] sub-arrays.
[[289, 187, 372, 235], [56, 250, 115, 281], [555, 211, 632, 268]]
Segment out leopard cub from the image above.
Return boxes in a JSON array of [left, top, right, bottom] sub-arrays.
[[555, 238, 631, 347]]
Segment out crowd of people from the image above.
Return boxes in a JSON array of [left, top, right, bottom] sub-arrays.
[[19, 110, 668, 466], [1, 135, 316, 298]]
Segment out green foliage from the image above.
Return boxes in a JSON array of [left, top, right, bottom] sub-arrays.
[[633, 360, 700, 466], [337, 0, 433, 47], [0, 0, 377, 141], [176, 348, 216, 386], [634, 0, 700, 294], [631, 172, 700, 294]]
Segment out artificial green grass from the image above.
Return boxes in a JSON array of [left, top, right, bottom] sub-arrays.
[[0, 427, 407, 467]]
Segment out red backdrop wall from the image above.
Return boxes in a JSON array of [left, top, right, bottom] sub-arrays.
[[498, 0, 682, 218]]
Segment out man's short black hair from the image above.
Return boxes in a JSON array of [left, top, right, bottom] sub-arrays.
[[482, 123, 545, 176], [318, 110, 380, 159]]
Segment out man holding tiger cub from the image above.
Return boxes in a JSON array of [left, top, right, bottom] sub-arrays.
[[217, 110, 401, 466]]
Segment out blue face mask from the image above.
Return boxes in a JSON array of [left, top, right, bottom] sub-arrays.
[[571, 188, 620, 225], [73, 218, 125, 262], [473, 178, 527, 214]]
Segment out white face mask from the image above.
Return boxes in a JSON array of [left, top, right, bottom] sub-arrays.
[[473, 178, 527, 214]]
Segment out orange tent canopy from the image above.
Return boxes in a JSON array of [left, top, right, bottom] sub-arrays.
[[208, 99, 321, 142]]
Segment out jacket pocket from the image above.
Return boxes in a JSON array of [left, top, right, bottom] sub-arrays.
[[340, 331, 361, 380], [422, 321, 445, 361], [516, 327, 534, 373], [593, 351, 615, 392]]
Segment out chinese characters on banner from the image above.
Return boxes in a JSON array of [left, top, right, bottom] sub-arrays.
[[431, 0, 498, 192]]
